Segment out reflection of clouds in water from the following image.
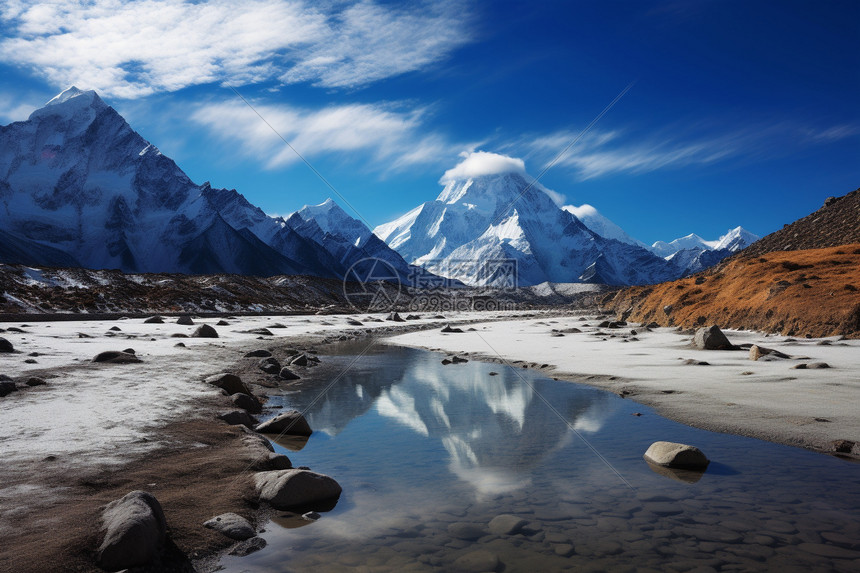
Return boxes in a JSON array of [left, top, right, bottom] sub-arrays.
[[442, 435, 532, 496], [375, 386, 430, 436]]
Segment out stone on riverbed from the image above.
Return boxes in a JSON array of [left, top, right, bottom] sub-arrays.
[[143, 316, 163, 324], [693, 325, 734, 350], [97, 490, 167, 571], [279, 367, 300, 380], [231, 392, 262, 414], [0, 381, 18, 397], [256, 410, 312, 436], [218, 410, 258, 428], [452, 550, 500, 572], [254, 469, 342, 509], [488, 514, 527, 535], [245, 349, 272, 358], [203, 512, 256, 541], [644, 441, 709, 469], [176, 315, 194, 325]]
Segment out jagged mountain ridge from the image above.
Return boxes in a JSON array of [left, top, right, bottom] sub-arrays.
[[0, 87, 418, 280], [374, 165, 681, 286]]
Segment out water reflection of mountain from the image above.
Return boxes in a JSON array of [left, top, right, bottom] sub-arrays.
[[286, 345, 614, 495]]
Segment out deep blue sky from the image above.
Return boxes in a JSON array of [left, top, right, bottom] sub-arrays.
[[0, 0, 857, 243]]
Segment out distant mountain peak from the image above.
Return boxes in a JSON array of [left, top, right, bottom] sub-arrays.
[[45, 86, 97, 106]]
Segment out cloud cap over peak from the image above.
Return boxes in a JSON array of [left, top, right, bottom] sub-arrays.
[[439, 151, 526, 184]]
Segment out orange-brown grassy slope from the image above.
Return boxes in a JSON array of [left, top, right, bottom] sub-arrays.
[[603, 244, 860, 338]]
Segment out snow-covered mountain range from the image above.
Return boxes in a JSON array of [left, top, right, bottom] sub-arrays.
[[374, 152, 758, 286], [0, 87, 418, 280], [374, 153, 682, 286]]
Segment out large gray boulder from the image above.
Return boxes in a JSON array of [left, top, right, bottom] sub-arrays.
[[255, 410, 312, 436], [644, 441, 710, 469], [254, 469, 342, 509], [203, 512, 256, 541], [205, 373, 250, 395], [693, 325, 734, 350], [0, 337, 13, 353], [231, 392, 262, 414], [97, 490, 167, 571]]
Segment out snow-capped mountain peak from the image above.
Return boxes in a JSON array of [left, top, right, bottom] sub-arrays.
[[714, 226, 759, 252], [562, 204, 647, 248]]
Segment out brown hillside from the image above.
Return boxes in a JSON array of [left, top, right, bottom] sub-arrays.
[[739, 187, 860, 257], [603, 244, 860, 338]]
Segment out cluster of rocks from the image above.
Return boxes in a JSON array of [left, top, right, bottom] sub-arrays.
[[249, 347, 321, 381], [95, 369, 341, 571]]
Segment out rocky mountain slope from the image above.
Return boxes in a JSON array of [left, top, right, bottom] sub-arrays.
[[0, 87, 419, 281], [603, 189, 860, 337]]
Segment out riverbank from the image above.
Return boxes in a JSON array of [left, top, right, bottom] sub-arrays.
[[0, 311, 514, 571], [388, 317, 860, 457]]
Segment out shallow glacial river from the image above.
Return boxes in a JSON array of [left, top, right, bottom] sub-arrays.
[[220, 343, 860, 572]]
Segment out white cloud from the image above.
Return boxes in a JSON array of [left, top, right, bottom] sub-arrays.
[[439, 151, 525, 183], [0, 0, 472, 98], [0, 92, 42, 123], [190, 99, 462, 171]]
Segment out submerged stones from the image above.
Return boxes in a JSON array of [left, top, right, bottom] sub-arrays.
[[254, 469, 342, 509], [693, 325, 734, 350], [644, 441, 710, 469], [488, 514, 527, 535], [97, 490, 167, 571]]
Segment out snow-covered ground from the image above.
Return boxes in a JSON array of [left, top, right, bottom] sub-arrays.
[[389, 317, 860, 452]]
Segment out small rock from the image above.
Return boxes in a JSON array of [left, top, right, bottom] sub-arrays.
[[694, 325, 734, 350], [231, 392, 262, 414], [203, 513, 256, 541], [279, 367, 300, 381], [0, 381, 18, 397], [749, 345, 790, 361], [290, 354, 309, 367], [176, 315, 194, 325], [488, 514, 527, 535], [441, 324, 464, 333], [26, 377, 47, 387], [245, 349, 273, 358], [108, 326, 122, 332], [452, 550, 499, 572], [97, 491, 167, 571], [386, 312, 405, 322], [644, 441, 709, 469], [93, 351, 142, 364], [218, 410, 258, 428], [0, 337, 14, 353], [254, 469, 342, 508], [205, 373, 251, 395], [228, 536, 267, 556], [192, 324, 219, 338], [256, 410, 312, 435], [447, 522, 487, 540], [143, 316, 164, 324], [248, 328, 274, 336], [216, 319, 230, 326]]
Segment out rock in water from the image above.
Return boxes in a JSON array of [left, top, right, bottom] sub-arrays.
[[97, 491, 167, 571], [488, 514, 527, 535], [143, 316, 164, 324], [93, 351, 142, 364], [203, 513, 256, 541], [644, 441, 710, 469], [192, 324, 219, 338], [245, 349, 272, 358], [693, 325, 734, 350], [254, 469, 342, 509], [749, 345, 790, 361], [441, 324, 464, 333], [205, 373, 251, 395], [386, 312, 405, 322], [0, 337, 14, 353], [176, 315, 194, 325], [256, 410, 312, 436]]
